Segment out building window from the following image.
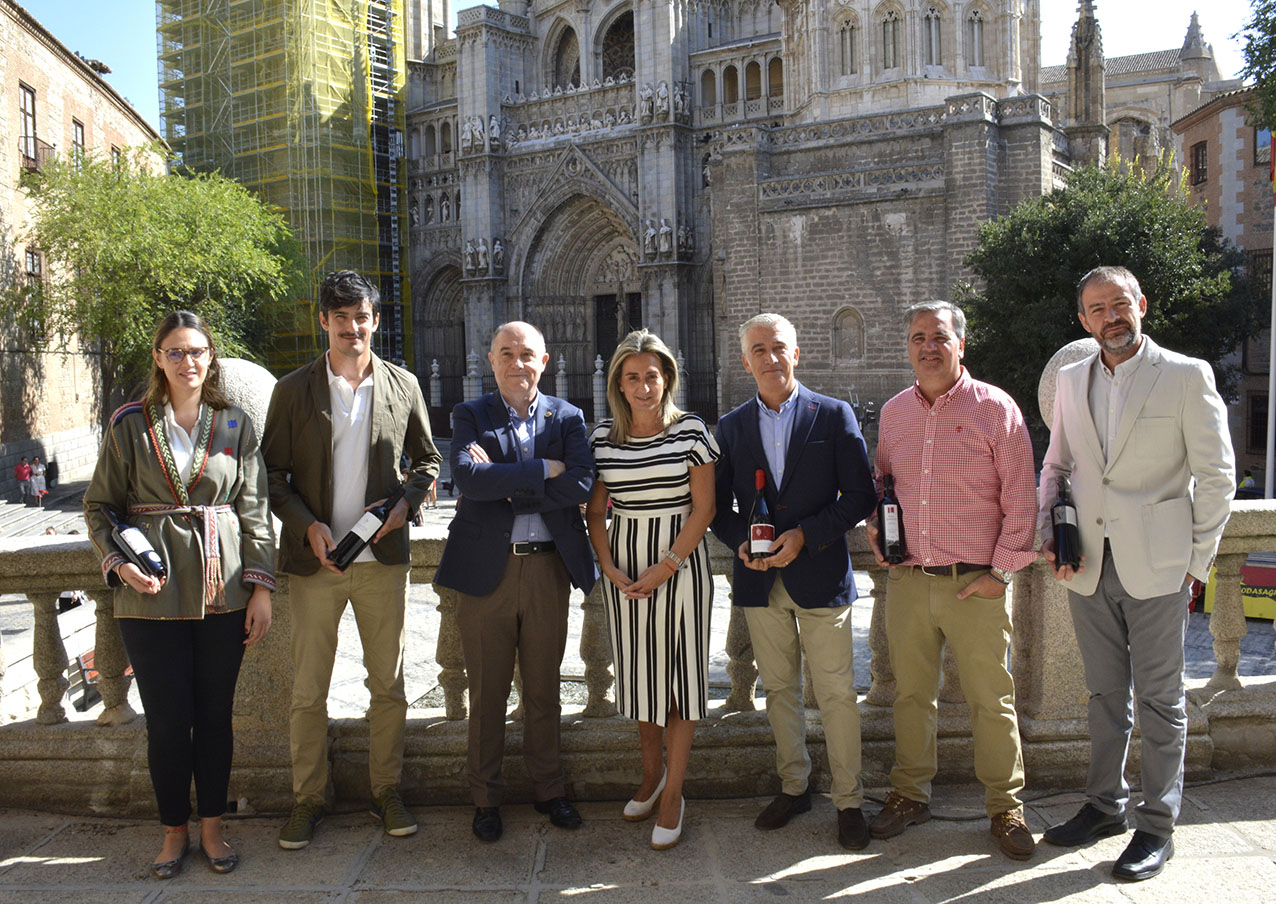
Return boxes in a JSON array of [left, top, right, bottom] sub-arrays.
[[882, 11, 901, 70], [923, 8, 942, 66], [840, 23, 858, 75], [23, 249, 45, 342], [966, 10, 985, 67], [833, 306, 866, 363], [111, 146, 122, 169], [72, 119, 85, 170], [745, 61, 762, 101], [1190, 141, 1208, 184], [701, 69, 716, 106], [723, 65, 739, 104], [1248, 393, 1268, 454], [768, 58, 783, 97], [1257, 126, 1272, 167], [601, 12, 635, 82], [19, 83, 37, 161]]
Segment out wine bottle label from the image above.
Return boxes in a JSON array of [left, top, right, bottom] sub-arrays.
[[348, 511, 383, 542], [882, 505, 900, 543], [117, 526, 155, 557], [1052, 506, 1078, 527], [750, 524, 774, 553]]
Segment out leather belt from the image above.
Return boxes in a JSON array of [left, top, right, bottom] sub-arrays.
[[511, 541, 556, 556], [915, 562, 990, 578]]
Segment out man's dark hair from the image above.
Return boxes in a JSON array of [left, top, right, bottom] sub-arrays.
[[319, 270, 380, 315], [1075, 265, 1142, 314]]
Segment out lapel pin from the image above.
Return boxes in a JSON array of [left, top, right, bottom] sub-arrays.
[[227, 418, 238, 428], [223, 447, 234, 456], [544, 410, 554, 418]]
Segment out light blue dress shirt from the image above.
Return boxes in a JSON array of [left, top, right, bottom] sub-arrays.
[[506, 396, 551, 544], [756, 384, 800, 488]]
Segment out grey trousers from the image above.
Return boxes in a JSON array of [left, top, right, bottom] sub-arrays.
[[1067, 546, 1190, 837]]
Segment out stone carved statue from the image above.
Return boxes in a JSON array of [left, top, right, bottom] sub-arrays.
[[460, 118, 474, 152], [423, 199, 434, 224], [639, 83, 654, 121], [488, 115, 500, 150], [677, 224, 694, 255], [674, 83, 688, 118], [477, 238, 490, 273], [655, 81, 670, 118], [472, 115, 485, 147], [464, 239, 478, 274], [658, 218, 673, 255], [440, 194, 451, 221], [409, 199, 419, 227], [492, 238, 504, 272], [643, 219, 657, 259]]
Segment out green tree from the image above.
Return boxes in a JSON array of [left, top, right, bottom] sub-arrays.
[[1239, 0, 1276, 129], [957, 162, 1265, 438], [3, 149, 307, 418]]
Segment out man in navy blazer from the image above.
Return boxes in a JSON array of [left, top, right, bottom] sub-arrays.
[[712, 313, 877, 850], [435, 321, 597, 843]]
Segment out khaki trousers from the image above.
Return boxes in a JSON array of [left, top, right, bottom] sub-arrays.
[[744, 573, 864, 809], [289, 562, 410, 805], [457, 550, 572, 807], [884, 566, 1025, 816]]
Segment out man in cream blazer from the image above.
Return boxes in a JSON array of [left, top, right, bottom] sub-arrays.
[[1039, 266, 1234, 882]]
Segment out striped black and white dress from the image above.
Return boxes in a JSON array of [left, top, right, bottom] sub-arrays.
[[589, 414, 719, 725]]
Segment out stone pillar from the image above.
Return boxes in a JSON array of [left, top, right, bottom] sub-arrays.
[[555, 353, 569, 400], [580, 582, 617, 717], [31, 592, 69, 725], [592, 355, 606, 424], [1206, 552, 1248, 691], [429, 359, 442, 409], [723, 598, 757, 712], [92, 594, 136, 727], [433, 584, 468, 720], [865, 567, 894, 706], [464, 349, 484, 401]]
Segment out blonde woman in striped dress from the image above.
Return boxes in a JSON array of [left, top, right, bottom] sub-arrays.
[[585, 330, 718, 851]]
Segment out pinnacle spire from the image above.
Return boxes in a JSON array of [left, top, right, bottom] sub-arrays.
[[1180, 11, 1212, 61]]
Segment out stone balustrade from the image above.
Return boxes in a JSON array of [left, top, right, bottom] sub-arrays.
[[2, 504, 1275, 815]]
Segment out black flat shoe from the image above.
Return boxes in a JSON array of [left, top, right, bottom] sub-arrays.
[[473, 806, 503, 842], [201, 841, 239, 874], [150, 842, 188, 880], [1112, 830, 1173, 881], [533, 796, 582, 830], [755, 789, 812, 830], [1043, 802, 1128, 847]]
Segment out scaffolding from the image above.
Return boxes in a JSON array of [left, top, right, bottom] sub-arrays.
[[156, 0, 411, 372]]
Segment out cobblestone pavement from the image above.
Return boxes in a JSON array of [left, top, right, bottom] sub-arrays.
[[1, 775, 1274, 902]]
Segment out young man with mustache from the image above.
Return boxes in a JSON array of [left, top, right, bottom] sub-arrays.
[[263, 270, 440, 849]]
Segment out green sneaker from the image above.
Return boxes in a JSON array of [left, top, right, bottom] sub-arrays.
[[279, 801, 325, 849], [371, 788, 418, 837]]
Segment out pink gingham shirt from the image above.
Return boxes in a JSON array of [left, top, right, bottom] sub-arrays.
[[875, 369, 1038, 573]]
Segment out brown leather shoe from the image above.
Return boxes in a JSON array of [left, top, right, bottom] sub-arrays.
[[869, 791, 931, 839], [991, 808, 1036, 861]]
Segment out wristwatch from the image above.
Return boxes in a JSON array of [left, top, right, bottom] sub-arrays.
[[989, 567, 1013, 585]]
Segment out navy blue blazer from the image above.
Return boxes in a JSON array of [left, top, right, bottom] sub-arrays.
[[435, 391, 598, 597], [711, 383, 876, 608]]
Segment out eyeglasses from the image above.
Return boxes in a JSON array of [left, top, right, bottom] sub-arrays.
[[157, 347, 210, 364]]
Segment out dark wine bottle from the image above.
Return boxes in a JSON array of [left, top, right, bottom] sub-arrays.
[[330, 486, 407, 571], [877, 474, 906, 565], [103, 506, 167, 580], [748, 469, 775, 560], [1051, 477, 1081, 569]]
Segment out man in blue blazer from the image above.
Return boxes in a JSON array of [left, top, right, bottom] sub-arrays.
[[435, 321, 597, 843], [712, 313, 877, 850]]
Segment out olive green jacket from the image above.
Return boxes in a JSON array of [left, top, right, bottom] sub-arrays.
[[84, 402, 277, 620], [262, 352, 441, 576]]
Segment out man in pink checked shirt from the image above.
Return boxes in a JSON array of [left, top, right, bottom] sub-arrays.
[[866, 300, 1038, 861]]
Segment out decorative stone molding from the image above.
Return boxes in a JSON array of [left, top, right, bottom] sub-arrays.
[[758, 163, 945, 210]]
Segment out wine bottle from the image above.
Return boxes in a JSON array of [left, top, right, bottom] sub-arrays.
[[330, 486, 407, 571], [1051, 477, 1081, 569], [748, 469, 775, 560], [103, 506, 167, 580], [877, 474, 906, 565]]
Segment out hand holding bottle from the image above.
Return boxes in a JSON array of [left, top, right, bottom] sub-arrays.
[[116, 562, 165, 594]]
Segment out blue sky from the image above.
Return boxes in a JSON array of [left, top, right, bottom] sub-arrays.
[[17, 1, 1257, 134]]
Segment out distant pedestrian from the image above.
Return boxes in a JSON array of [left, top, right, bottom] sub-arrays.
[[45, 458, 59, 489], [1239, 470, 1256, 491], [13, 457, 32, 504], [30, 456, 47, 506]]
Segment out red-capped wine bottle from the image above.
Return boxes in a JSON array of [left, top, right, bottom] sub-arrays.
[[878, 474, 906, 565], [330, 486, 407, 571], [748, 469, 775, 560], [1051, 478, 1081, 569], [104, 506, 167, 580]]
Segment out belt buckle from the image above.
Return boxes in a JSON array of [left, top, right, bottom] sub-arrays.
[[512, 542, 530, 556], [918, 564, 954, 578]]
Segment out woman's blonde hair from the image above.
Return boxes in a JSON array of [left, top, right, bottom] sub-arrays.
[[606, 329, 683, 443], [142, 310, 230, 412]]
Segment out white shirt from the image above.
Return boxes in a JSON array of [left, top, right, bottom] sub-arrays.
[[163, 402, 203, 484], [327, 352, 376, 564], [1088, 337, 1149, 460]]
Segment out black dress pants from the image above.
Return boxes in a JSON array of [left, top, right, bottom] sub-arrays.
[[117, 610, 246, 826]]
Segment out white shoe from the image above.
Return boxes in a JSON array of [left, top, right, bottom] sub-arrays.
[[651, 797, 684, 850], [622, 769, 667, 821]]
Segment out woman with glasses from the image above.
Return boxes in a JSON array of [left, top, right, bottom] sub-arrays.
[[85, 311, 275, 878]]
